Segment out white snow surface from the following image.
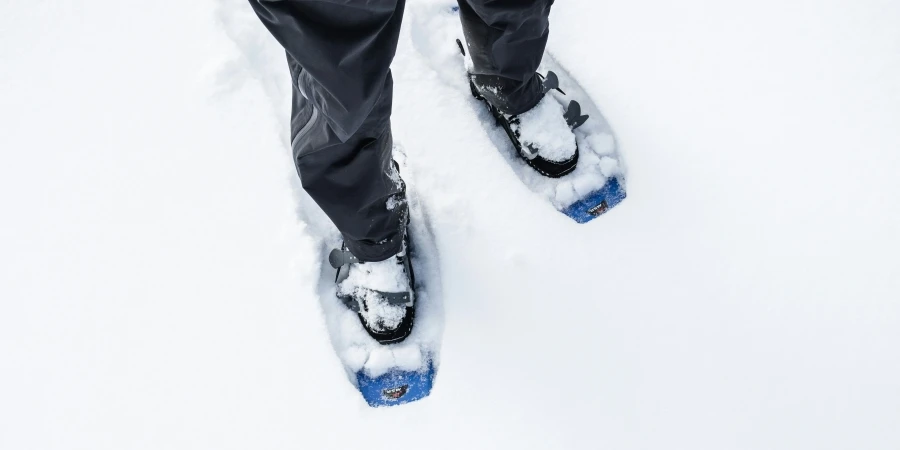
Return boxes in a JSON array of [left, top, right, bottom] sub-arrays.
[[2, 0, 900, 449]]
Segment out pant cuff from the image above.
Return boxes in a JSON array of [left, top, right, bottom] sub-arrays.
[[471, 72, 545, 116], [342, 203, 408, 262]]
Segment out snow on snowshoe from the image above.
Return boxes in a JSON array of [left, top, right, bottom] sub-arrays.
[[329, 231, 416, 345]]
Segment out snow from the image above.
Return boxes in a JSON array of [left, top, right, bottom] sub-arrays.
[[350, 289, 407, 330], [512, 95, 577, 163], [2, 0, 900, 450], [365, 345, 424, 377], [338, 257, 409, 295]]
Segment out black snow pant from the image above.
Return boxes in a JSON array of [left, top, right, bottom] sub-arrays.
[[249, 0, 553, 261]]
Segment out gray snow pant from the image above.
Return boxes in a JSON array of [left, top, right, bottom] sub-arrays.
[[249, 0, 553, 261]]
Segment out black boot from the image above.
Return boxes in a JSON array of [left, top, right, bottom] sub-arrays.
[[328, 214, 416, 345], [469, 71, 589, 178]]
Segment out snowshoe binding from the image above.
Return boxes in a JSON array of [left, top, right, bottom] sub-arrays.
[[460, 41, 589, 178], [328, 230, 416, 345]]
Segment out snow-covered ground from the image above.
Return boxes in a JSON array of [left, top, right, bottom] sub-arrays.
[[1, 0, 898, 449]]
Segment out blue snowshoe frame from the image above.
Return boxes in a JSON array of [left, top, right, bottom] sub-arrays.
[[356, 362, 437, 407], [562, 176, 626, 223]]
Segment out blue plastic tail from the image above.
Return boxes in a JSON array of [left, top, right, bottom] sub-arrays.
[[561, 176, 627, 224], [356, 362, 436, 407]]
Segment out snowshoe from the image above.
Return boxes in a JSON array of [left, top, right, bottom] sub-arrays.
[[411, 5, 627, 223]]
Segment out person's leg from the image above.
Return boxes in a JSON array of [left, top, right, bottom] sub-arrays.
[[457, 0, 554, 115], [249, 0, 407, 262], [287, 56, 406, 262]]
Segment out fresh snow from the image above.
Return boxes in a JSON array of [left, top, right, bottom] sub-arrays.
[[335, 229, 411, 333], [338, 257, 410, 295], [2, 0, 900, 449], [341, 289, 406, 331], [513, 95, 577, 163]]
